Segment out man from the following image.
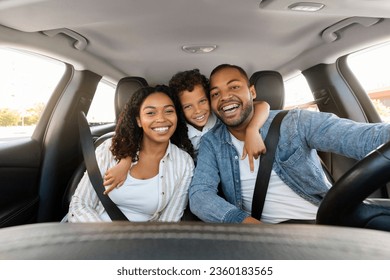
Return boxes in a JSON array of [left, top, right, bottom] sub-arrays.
[[189, 64, 390, 224]]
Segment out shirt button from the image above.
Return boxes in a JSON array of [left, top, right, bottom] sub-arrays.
[[162, 192, 165, 195], [234, 156, 238, 160]]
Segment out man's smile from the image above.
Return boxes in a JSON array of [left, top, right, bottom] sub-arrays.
[[219, 102, 241, 117]]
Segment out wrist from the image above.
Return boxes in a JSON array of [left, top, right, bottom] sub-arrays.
[[246, 125, 259, 132]]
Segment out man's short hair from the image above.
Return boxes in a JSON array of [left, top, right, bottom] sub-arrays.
[[210, 64, 250, 86]]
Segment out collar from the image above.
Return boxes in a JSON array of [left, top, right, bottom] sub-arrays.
[[163, 141, 173, 162], [186, 112, 218, 139], [211, 120, 233, 145]]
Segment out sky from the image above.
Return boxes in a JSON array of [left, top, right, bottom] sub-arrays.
[[347, 42, 390, 91], [0, 48, 115, 123], [0, 48, 65, 112]]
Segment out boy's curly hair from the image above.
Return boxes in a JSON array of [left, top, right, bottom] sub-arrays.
[[110, 85, 194, 161], [169, 69, 209, 97]]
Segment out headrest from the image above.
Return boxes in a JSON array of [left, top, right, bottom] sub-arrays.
[[114, 76, 148, 120], [249, 71, 285, 110]]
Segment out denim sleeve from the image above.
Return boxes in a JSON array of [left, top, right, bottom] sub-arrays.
[[294, 110, 390, 160], [189, 135, 250, 223]]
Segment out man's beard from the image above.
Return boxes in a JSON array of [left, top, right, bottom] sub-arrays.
[[217, 100, 254, 128]]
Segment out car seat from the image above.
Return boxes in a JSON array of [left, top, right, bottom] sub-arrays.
[[250, 70, 285, 110], [62, 76, 148, 214], [249, 70, 334, 184]]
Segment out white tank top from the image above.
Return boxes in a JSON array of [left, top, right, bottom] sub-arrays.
[[231, 134, 318, 223], [101, 173, 159, 222]]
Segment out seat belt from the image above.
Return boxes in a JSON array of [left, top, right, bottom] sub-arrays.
[[251, 110, 288, 220], [78, 111, 129, 221]]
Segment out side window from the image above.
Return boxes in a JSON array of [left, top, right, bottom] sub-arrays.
[[284, 74, 317, 111], [347, 42, 390, 123], [0, 48, 65, 142], [87, 79, 116, 125]]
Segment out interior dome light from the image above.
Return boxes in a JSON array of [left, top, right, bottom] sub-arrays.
[[182, 45, 217, 54], [288, 2, 325, 12]]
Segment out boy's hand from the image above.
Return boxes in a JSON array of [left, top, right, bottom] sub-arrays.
[[103, 157, 131, 195], [103, 168, 126, 195], [242, 127, 266, 172]]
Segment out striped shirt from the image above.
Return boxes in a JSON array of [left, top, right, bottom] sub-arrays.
[[68, 138, 194, 222]]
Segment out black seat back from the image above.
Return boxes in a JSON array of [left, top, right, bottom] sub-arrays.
[[249, 70, 334, 184], [250, 70, 285, 110], [114, 76, 148, 121]]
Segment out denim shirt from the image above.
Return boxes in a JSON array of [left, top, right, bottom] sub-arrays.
[[189, 109, 390, 223]]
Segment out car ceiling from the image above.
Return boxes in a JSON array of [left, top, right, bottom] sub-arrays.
[[1, 0, 390, 84]]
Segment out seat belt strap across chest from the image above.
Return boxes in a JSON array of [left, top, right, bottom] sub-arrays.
[[251, 110, 288, 220], [78, 111, 129, 221]]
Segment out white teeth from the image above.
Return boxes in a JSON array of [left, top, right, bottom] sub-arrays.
[[195, 115, 205, 121], [222, 104, 239, 112], [153, 127, 169, 132]]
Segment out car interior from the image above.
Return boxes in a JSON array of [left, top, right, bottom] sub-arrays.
[[0, 0, 390, 259]]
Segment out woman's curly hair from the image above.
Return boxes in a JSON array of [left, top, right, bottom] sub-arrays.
[[169, 69, 209, 98], [110, 85, 194, 161]]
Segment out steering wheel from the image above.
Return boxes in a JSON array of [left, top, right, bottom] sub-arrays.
[[317, 140, 390, 231]]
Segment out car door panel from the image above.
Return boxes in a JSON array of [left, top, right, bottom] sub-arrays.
[[0, 139, 41, 227]]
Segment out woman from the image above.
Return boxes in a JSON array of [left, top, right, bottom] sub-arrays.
[[68, 85, 194, 222]]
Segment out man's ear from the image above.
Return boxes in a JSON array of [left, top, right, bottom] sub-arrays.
[[249, 84, 257, 100]]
